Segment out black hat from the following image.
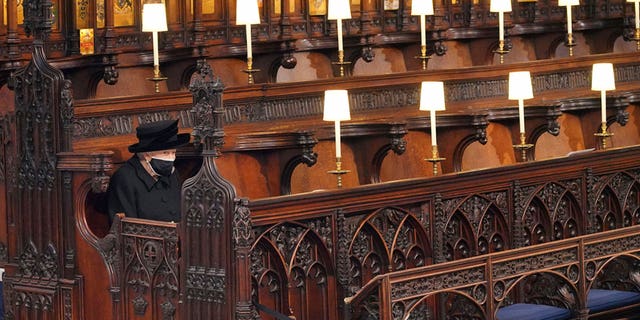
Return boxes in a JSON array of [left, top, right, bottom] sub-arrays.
[[128, 119, 190, 153]]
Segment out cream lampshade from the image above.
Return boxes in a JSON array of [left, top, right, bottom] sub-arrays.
[[236, 0, 261, 25], [490, 0, 512, 13], [591, 63, 616, 91], [508, 71, 533, 100], [508, 71, 533, 134], [328, 0, 352, 19], [419, 81, 446, 112], [142, 3, 168, 32], [419, 81, 446, 147], [324, 90, 351, 121], [592, 63, 615, 124], [558, 0, 579, 5], [324, 90, 351, 158], [411, 0, 434, 15]]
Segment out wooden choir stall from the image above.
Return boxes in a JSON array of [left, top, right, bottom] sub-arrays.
[[3, 0, 640, 319]]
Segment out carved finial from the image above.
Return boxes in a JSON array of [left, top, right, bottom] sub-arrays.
[[189, 59, 225, 155], [22, 0, 54, 40]]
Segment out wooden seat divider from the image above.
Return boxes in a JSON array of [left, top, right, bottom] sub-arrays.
[[343, 224, 640, 320]]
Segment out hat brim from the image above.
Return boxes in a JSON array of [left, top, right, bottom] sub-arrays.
[[128, 133, 191, 153]]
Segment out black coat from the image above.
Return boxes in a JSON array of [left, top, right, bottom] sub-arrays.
[[107, 156, 181, 222]]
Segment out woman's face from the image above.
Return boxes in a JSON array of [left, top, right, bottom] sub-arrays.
[[143, 149, 177, 161]]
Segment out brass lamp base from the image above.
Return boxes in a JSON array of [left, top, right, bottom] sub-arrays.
[[242, 57, 260, 84], [425, 145, 445, 176], [332, 50, 351, 77], [146, 66, 167, 93], [594, 122, 613, 150], [512, 133, 533, 162], [493, 40, 510, 64], [565, 33, 576, 57], [328, 157, 350, 188], [414, 45, 431, 70]]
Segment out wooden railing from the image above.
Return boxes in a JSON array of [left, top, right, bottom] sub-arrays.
[[343, 224, 640, 319], [246, 145, 640, 319]]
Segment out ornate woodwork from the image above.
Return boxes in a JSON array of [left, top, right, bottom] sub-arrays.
[[0, 0, 638, 96], [345, 225, 640, 320], [1, 2, 640, 319]]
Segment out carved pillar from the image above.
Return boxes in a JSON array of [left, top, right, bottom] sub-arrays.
[[433, 194, 446, 263], [233, 198, 255, 320], [584, 168, 598, 234], [336, 211, 352, 319], [3, 0, 79, 317], [512, 180, 525, 248], [181, 59, 254, 319]]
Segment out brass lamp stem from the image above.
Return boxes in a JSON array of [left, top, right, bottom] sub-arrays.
[[594, 122, 613, 150], [426, 145, 445, 176], [147, 64, 168, 93], [242, 57, 260, 85], [328, 157, 350, 188], [512, 132, 533, 162]]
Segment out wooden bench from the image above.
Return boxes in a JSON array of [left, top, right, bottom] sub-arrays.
[[344, 225, 640, 319]]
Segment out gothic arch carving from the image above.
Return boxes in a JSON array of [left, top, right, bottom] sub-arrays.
[[346, 207, 432, 296], [444, 194, 509, 260], [592, 172, 640, 231], [251, 221, 337, 319], [521, 182, 583, 245]]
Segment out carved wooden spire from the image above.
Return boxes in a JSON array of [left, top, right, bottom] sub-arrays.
[[3, 0, 76, 317], [189, 59, 226, 156], [22, 0, 54, 41], [181, 60, 254, 319]]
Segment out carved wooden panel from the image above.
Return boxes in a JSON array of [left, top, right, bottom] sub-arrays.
[[591, 171, 640, 232], [439, 192, 510, 261], [347, 225, 640, 320], [252, 219, 337, 320], [520, 180, 584, 246], [120, 220, 179, 320], [347, 207, 432, 294]]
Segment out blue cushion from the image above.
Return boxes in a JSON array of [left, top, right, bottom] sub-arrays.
[[496, 303, 571, 320], [587, 289, 640, 313]]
